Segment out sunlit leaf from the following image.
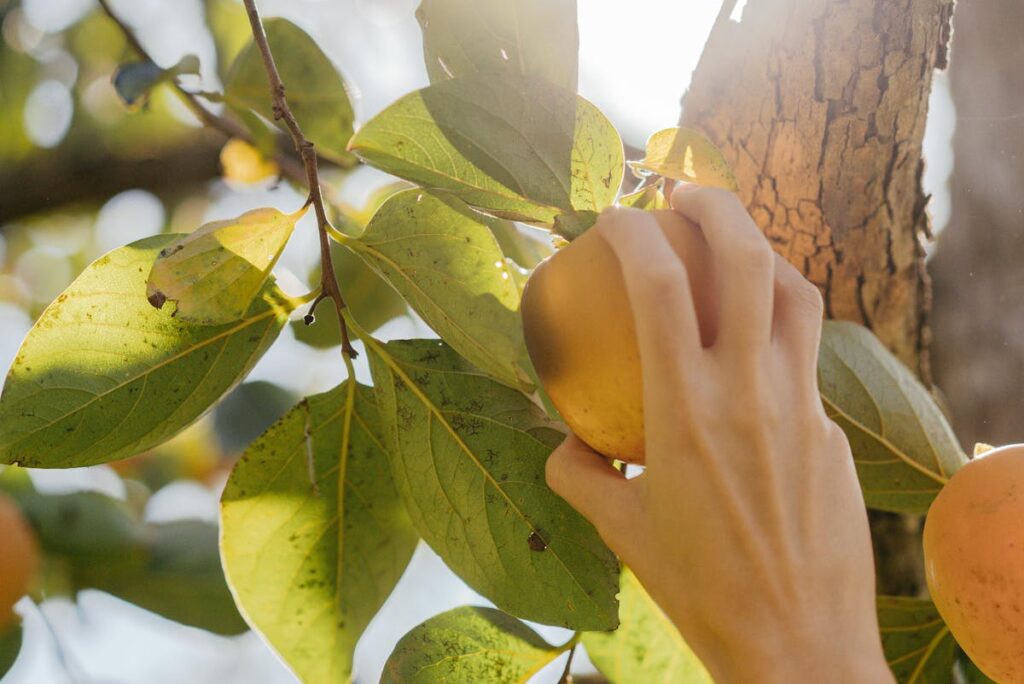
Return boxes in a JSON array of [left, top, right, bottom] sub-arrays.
[[112, 54, 200, 109], [382, 606, 566, 683], [220, 138, 279, 184], [582, 568, 711, 683], [417, 0, 579, 92], [226, 18, 355, 165], [221, 382, 417, 683], [877, 596, 956, 683], [205, 0, 252, 82], [349, 74, 623, 227], [368, 339, 619, 630], [628, 127, 738, 191], [817, 322, 968, 513], [347, 190, 530, 389], [147, 206, 303, 325], [0, 236, 294, 469], [618, 183, 669, 211]]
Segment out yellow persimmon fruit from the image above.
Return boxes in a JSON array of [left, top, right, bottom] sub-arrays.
[[0, 493, 40, 631], [923, 444, 1024, 683], [521, 209, 716, 464]]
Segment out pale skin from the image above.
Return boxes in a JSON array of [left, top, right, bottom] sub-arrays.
[[545, 186, 895, 683]]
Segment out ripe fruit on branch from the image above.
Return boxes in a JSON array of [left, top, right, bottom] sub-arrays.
[[0, 493, 40, 631], [923, 444, 1024, 683], [521, 209, 716, 464]]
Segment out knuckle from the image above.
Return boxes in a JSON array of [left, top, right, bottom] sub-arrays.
[[639, 263, 686, 296]]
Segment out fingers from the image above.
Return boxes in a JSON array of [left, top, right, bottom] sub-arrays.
[[546, 434, 641, 553], [596, 207, 703, 383], [771, 254, 825, 383], [671, 185, 775, 353]]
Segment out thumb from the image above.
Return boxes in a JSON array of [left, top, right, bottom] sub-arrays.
[[546, 434, 642, 553]]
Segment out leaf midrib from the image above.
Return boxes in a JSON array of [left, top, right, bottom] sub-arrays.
[[369, 341, 607, 617], [2, 306, 282, 454]]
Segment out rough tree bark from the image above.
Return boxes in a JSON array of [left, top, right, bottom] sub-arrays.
[[930, 0, 1024, 450], [678, 0, 954, 595]]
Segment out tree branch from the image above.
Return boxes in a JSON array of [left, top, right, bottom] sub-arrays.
[[240, 0, 355, 358], [96, 0, 306, 185], [0, 134, 222, 223]]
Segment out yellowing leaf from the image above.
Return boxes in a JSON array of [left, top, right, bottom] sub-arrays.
[[147, 206, 305, 325], [628, 127, 739, 191], [219, 138, 279, 184], [583, 568, 711, 684], [618, 182, 669, 211]]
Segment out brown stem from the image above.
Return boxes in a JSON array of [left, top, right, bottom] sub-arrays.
[[96, 0, 306, 184], [240, 0, 356, 358], [558, 642, 578, 684]]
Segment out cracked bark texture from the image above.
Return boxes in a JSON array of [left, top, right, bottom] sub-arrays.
[[680, 0, 953, 381], [930, 0, 1024, 450], [678, 0, 954, 596]]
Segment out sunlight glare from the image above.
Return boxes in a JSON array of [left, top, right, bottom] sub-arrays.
[[577, 1, 719, 146]]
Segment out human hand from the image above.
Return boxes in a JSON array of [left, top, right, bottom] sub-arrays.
[[545, 186, 893, 683]]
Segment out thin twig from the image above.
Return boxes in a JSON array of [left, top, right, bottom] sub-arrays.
[[240, 0, 356, 358], [96, 0, 306, 184], [558, 642, 578, 684]]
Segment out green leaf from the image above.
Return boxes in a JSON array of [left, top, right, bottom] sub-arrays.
[[877, 596, 955, 684], [225, 18, 355, 165], [0, 622, 21, 679], [628, 127, 738, 191], [817, 322, 968, 513], [292, 243, 408, 348], [147, 206, 304, 325], [489, 222, 553, 270], [382, 606, 567, 684], [1, 483, 247, 635], [582, 568, 711, 683], [349, 74, 623, 227], [367, 339, 620, 630], [72, 519, 248, 635], [0, 235, 294, 469], [417, 0, 579, 92], [221, 382, 418, 683], [347, 190, 530, 389]]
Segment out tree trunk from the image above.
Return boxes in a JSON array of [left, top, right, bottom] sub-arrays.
[[678, 0, 954, 595], [929, 0, 1024, 451]]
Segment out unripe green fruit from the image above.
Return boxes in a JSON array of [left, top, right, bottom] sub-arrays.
[[521, 209, 716, 464]]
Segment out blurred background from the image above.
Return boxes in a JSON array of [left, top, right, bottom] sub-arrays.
[[0, 0, 1017, 682]]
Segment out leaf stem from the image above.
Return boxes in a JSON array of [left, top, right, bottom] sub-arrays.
[[95, 0, 307, 185], [558, 640, 579, 683], [240, 0, 356, 358]]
